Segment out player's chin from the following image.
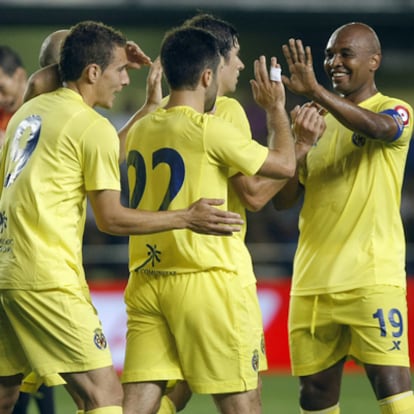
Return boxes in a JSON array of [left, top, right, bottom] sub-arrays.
[[229, 82, 238, 93], [101, 97, 115, 109]]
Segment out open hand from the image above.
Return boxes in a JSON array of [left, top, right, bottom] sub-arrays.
[[250, 55, 285, 110], [282, 39, 319, 98], [125, 41, 152, 69], [186, 198, 243, 236], [144, 57, 163, 108]]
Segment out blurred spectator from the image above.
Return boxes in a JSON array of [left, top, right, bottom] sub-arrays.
[[0, 45, 27, 146]]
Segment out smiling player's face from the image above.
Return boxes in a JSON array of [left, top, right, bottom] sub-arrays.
[[323, 25, 379, 103]]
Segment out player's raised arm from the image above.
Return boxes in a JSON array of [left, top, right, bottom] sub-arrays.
[[118, 57, 163, 163], [250, 55, 296, 180], [282, 37, 402, 142]]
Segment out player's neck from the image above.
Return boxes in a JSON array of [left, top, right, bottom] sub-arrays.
[[165, 89, 204, 113]]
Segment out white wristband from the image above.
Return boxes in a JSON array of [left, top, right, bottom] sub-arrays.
[[270, 66, 282, 82]]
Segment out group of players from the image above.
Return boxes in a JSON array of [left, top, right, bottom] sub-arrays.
[[0, 10, 413, 414]]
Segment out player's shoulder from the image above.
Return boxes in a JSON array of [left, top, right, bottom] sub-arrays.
[[376, 92, 413, 130], [362, 92, 412, 128], [215, 95, 244, 112], [372, 92, 413, 113]]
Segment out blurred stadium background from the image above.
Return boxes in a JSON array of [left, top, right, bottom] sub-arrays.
[[1, 0, 413, 412]]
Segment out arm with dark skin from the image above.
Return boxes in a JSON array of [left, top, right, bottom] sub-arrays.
[[273, 36, 399, 212], [282, 38, 399, 142]]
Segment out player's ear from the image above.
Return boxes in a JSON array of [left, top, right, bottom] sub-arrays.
[[369, 52, 381, 72], [201, 68, 213, 88], [85, 63, 101, 83]]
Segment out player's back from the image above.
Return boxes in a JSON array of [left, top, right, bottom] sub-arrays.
[[0, 87, 117, 289], [126, 104, 267, 275]]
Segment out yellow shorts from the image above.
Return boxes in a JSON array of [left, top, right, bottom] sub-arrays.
[[122, 270, 266, 394], [289, 285, 410, 376], [0, 286, 113, 385], [20, 372, 64, 393]]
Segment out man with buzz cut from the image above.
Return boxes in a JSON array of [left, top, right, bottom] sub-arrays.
[[22, 29, 70, 105], [274, 22, 414, 414], [38, 29, 69, 68]]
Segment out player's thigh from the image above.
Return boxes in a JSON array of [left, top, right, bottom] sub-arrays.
[[2, 287, 113, 379], [288, 294, 350, 376], [244, 283, 268, 371], [364, 364, 412, 399], [166, 271, 261, 394], [122, 273, 181, 383], [0, 291, 29, 377]]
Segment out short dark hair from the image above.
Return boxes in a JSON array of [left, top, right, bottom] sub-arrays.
[[161, 26, 221, 90], [0, 46, 24, 76], [59, 21, 127, 82], [182, 13, 239, 62]]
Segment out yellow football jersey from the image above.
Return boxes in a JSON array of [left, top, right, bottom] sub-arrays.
[[126, 104, 268, 275], [293, 92, 413, 295], [0, 88, 121, 289]]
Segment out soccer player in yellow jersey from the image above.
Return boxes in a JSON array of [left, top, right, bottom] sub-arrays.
[[0, 21, 245, 414], [120, 24, 320, 414], [154, 13, 326, 414], [274, 23, 414, 414]]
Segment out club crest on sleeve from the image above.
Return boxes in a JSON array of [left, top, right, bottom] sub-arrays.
[[93, 328, 108, 350], [395, 105, 410, 126]]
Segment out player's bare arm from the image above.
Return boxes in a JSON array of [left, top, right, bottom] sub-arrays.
[[118, 58, 163, 162], [251, 55, 296, 180], [282, 38, 401, 142], [88, 190, 243, 236]]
